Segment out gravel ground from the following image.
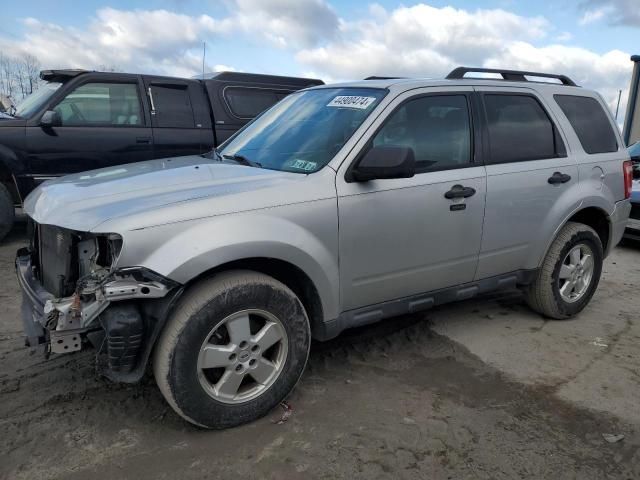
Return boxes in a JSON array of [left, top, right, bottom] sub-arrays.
[[1, 223, 639, 480]]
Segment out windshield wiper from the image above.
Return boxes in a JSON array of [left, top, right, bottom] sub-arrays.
[[222, 153, 262, 169]]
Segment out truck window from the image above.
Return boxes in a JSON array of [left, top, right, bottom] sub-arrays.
[[54, 83, 142, 126], [150, 85, 195, 128], [484, 94, 562, 163], [372, 95, 472, 173], [224, 87, 291, 119], [554, 95, 618, 154]]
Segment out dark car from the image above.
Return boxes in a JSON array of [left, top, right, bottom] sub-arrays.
[[0, 70, 323, 241], [625, 141, 640, 240]]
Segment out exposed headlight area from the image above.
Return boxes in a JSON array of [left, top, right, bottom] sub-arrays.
[[19, 222, 178, 362], [31, 224, 124, 298]]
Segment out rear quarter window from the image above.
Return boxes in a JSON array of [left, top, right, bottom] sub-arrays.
[[224, 87, 292, 119], [554, 95, 618, 154]]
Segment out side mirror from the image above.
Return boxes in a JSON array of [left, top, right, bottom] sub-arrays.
[[40, 110, 61, 127], [351, 145, 416, 182]]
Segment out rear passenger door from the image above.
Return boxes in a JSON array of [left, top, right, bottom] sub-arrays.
[[144, 78, 211, 159], [475, 87, 578, 279]]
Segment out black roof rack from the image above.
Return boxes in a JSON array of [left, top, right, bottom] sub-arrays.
[[446, 67, 578, 87], [40, 69, 89, 82], [363, 76, 406, 80], [202, 71, 324, 87]]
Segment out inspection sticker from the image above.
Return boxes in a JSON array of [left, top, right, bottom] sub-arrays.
[[327, 96, 377, 109], [289, 159, 317, 171]]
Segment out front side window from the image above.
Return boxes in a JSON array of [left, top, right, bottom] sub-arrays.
[[554, 95, 618, 154], [371, 95, 472, 172], [484, 94, 562, 163], [220, 87, 387, 173], [54, 83, 142, 126]]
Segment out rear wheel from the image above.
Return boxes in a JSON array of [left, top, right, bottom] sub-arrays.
[[153, 270, 311, 429], [0, 183, 14, 243], [526, 222, 603, 319]]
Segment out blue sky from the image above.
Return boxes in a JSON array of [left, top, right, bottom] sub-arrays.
[[2, 0, 638, 55], [0, 0, 637, 114]]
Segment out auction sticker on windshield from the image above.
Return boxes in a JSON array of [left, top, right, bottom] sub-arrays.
[[327, 96, 377, 109]]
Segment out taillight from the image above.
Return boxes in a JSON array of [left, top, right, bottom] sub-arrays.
[[624, 160, 633, 199]]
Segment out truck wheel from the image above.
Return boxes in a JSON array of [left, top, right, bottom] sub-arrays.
[[153, 270, 311, 429], [0, 183, 15, 243], [526, 222, 603, 319]]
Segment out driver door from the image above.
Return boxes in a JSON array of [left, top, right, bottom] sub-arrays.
[[336, 87, 487, 311], [26, 78, 154, 183]]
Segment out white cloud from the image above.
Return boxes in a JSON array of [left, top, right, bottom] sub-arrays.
[[556, 31, 573, 41], [0, 1, 633, 120], [0, 0, 338, 77], [230, 0, 339, 48], [297, 5, 550, 79], [295, 3, 632, 119], [2, 10, 225, 76], [484, 43, 631, 114], [581, 0, 640, 26], [579, 7, 608, 25]]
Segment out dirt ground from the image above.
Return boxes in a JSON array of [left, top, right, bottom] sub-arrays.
[[1, 222, 639, 480]]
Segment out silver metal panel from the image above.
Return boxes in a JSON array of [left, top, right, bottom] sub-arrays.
[[335, 86, 485, 310], [474, 85, 580, 278]]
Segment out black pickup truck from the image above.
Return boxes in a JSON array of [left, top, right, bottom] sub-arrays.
[[0, 69, 323, 240]]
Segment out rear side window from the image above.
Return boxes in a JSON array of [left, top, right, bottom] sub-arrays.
[[484, 94, 563, 164], [150, 85, 195, 128], [224, 87, 291, 119], [554, 95, 618, 154]]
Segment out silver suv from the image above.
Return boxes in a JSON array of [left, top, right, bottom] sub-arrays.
[[16, 67, 632, 429]]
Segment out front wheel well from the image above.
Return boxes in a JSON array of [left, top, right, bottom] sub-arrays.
[[566, 207, 610, 253], [186, 258, 324, 339]]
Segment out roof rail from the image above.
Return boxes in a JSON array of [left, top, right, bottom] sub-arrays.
[[202, 71, 324, 86], [363, 76, 406, 80], [446, 67, 578, 87], [40, 69, 89, 82]]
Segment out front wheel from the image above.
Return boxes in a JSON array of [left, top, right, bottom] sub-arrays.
[[153, 270, 311, 429], [526, 222, 603, 319]]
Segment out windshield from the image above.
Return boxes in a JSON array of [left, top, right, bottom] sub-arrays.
[[14, 82, 62, 118], [219, 87, 387, 173]]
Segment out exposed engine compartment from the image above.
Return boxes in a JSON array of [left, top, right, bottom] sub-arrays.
[[19, 221, 180, 378]]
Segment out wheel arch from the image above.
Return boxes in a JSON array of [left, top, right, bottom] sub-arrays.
[[536, 203, 611, 270], [184, 257, 326, 340]]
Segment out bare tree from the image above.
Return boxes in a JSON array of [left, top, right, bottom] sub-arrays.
[[22, 54, 40, 95], [0, 51, 41, 100], [0, 52, 16, 100]]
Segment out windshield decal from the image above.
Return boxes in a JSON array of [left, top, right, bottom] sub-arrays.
[[288, 159, 318, 172], [327, 96, 377, 110]]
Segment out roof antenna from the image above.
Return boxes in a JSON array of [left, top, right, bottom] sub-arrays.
[[202, 41, 206, 80]]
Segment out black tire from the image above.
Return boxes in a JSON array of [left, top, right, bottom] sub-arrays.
[[0, 183, 14, 243], [526, 222, 603, 319], [153, 270, 311, 429]]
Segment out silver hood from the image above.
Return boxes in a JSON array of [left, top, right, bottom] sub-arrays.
[[24, 155, 329, 232]]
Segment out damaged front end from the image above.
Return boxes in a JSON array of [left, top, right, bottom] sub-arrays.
[[16, 223, 182, 382]]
